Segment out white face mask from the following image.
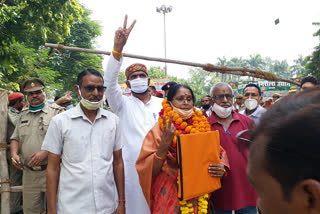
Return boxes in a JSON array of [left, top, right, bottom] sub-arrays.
[[129, 78, 149, 94], [212, 103, 232, 119], [78, 87, 103, 110], [244, 98, 258, 111]]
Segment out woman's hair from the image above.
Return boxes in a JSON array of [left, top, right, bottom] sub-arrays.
[[252, 87, 320, 200], [167, 84, 196, 104]]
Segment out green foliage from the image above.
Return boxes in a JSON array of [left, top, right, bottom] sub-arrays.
[[117, 72, 126, 83], [148, 66, 166, 79], [305, 23, 320, 79], [0, 0, 83, 46], [0, 2, 102, 98], [48, 8, 103, 93]]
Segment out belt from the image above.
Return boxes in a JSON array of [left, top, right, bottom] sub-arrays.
[[26, 165, 47, 171]]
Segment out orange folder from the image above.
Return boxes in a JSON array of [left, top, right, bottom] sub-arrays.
[[176, 130, 221, 201]]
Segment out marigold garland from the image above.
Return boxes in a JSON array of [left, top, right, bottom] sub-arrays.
[[158, 98, 211, 214]]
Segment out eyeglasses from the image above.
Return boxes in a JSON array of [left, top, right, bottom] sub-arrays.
[[173, 97, 193, 103], [212, 94, 234, 101], [236, 129, 318, 161], [80, 85, 106, 93]]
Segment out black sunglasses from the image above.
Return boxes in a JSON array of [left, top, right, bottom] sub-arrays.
[[80, 85, 106, 93]]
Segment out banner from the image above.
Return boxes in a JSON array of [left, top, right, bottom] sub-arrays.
[[229, 80, 299, 94], [152, 78, 171, 91]]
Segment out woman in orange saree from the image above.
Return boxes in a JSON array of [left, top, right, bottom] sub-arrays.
[[136, 84, 229, 214]]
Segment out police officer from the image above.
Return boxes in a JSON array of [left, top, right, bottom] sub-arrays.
[[10, 78, 63, 214], [161, 81, 177, 97], [7, 92, 24, 214]]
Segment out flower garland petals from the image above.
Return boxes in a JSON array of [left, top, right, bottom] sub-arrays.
[[158, 98, 211, 213]]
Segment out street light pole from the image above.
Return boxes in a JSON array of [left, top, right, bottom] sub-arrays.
[[156, 5, 172, 78], [163, 12, 167, 77]]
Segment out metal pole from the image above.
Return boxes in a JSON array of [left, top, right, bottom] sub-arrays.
[[163, 12, 167, 78]]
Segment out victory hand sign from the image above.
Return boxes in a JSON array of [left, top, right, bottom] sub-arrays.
[[113, 15, 136, 60]]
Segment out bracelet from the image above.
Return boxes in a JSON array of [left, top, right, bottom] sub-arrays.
[[112, 49, 122, 56], [118, 199, 126, 203], [154, 153, 166, 160]]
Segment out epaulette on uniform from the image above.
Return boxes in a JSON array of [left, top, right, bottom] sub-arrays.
[[48, 103, 65, 113]]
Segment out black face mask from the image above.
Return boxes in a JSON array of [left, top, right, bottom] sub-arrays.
[[202, 104, 211, 110]]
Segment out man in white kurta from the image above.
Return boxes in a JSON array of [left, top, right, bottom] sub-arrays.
[[104, 16, 162, 214], [105, 55, 162, 213]]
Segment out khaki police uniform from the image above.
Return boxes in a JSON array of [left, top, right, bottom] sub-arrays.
[[10, 103, 63, 214], [10, 78, 63, 214], [7, 107, 23, 213]]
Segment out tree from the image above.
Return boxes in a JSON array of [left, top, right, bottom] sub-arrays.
[[269, 60, 291, 79], [305, 22, 320, 79], [290, 56, 309, 78], [0, 0, 84, 91], [148, 66, 166, 79], [47, 8, 103, 95]]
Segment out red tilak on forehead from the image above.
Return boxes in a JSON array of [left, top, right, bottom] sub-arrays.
[[184, 93, 188, 96]]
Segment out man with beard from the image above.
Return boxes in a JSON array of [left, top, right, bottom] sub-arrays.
[[10, 78, 63, 214], [207, 82, 257, 214], [7, 92, 24, 214], [200, 95, 212, 117], [104, 16, 162, 214], [240, 83, 266, 125]]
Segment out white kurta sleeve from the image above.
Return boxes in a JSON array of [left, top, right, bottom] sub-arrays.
[[104, 54, 125, 115]]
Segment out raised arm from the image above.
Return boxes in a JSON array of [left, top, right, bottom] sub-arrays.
[[104, 15, 136, 115]]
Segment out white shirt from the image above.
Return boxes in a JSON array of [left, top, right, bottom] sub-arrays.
[[42, 104, 123, 214], [104, 55, 163, 214], [240, 105, 267, 125]]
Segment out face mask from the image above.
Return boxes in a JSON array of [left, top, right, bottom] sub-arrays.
[[171, 104, 194, 120], [202, 104, 211, 110], [65, 104, 73, 110], [78, 87, 103, 110], [29, 102, 45, 112], [244, 98, 258, 111], [129, 78, 149, 94], [212, 103, 232, 119]]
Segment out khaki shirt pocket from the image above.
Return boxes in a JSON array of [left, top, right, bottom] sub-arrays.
[[19, 120, 30, 142], [39, 116, 50, 135]]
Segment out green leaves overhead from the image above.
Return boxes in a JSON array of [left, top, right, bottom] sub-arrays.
[[0, 1, 102, 96], [305, 23, 320, 79]]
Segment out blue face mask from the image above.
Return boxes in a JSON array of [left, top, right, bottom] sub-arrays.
[[65, 104, 73, 110]]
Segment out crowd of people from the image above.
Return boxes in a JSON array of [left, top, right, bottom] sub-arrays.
[[4, 16, 320, 214]]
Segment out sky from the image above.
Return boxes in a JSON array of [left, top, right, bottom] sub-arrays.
[[79, 0, 320, 79]]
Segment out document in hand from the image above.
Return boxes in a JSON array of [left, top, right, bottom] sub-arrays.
[[177, 130, 221, 201]]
